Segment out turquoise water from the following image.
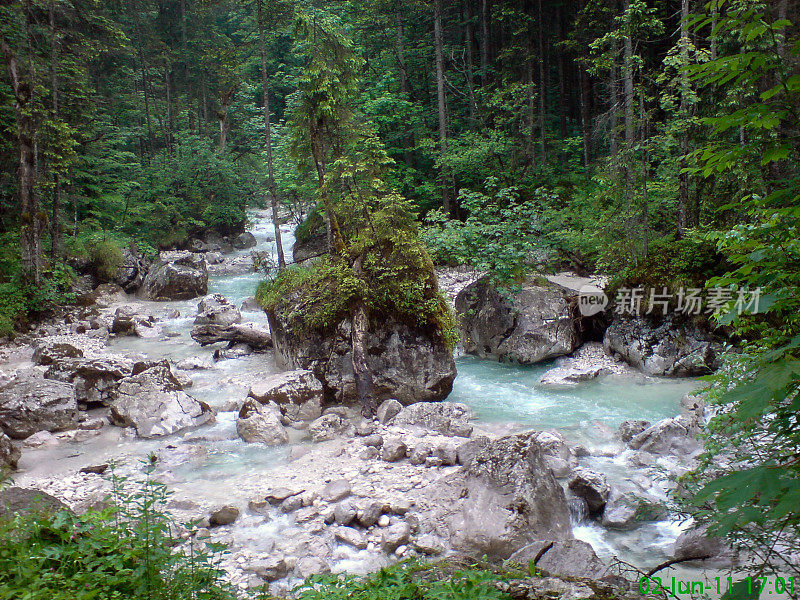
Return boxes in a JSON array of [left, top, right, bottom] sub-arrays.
[[451, 355, 697, 434]]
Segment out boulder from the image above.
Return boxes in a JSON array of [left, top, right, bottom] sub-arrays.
[[247, 370, 323, 422], [509, 539, 609, 580], [446, 431, 572, 558], [142, 251, 208, 301], [380, 437, 408, 462], [600, 489, 667, 530], [111, 305, 163, 337], [292, 226, 327, 264], [381, 521, 411, 552], [392, 402, 474, 437], [46, 356, 135, 406], [0, 432, 20, 471], [535, 430, 577, 477], [672, 525, 738, 568], [209, 505, 240, 526], [190, 323, 271, 349], [80, 283, 128, 308], [568, 469, 610, 516], [376, 398, 403, 424], [539, 366, 605, 385], [615, 420, 651, 444], [0, 375, 79, 439], [113, 248, 151, 292], [627, 415, 702, 456], [268, 299, 456, 405], [322, 479, 352, 502], [233, 232, 257, 250], [309, 413, 352, 442], [194, 294, 242, 328], [0, 487, 71, 520], [335, 526, 368, 549], [245, 556, 287, 582], [455, 277, 581, 364], [108, 362, 214, 437], [236, 399, 288, 445], [603, 316, 722, 377], [240, 297, 260, 312], [31, 340, 83, 365]]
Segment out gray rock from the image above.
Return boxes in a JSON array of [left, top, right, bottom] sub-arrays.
[[359, 446, 378, 460], [309, 413, 352, 442], [31, 340, 83, 365], [236, 399, 288, 445], [568, 469, 610, 515], [615, 420, 651, 444], [248, 370, 323, 422], [322, 479, 352, 502], [268, 300, 456, 405], [455, 276, 581, 364], [240, 296, 260, 311], [604, 316, 722, 377], [108, 362, 214, 438], [233, 231, 257, 249], [142, 251, 208, 301], [509, 539, 609, 579], [502, 577, 598, 600], [0, 487, 71, 519], [335, 526, 368, 549], [433, 439, 460, 466], [409, 442, 431, 465], [280, 494, 303, 513], [362, 434, 384, 448], [333, 499, 358, 525], [0, 432, 20, 471], [413, 534, 446, 555], [381, 521, 411, 552], [113, 248, 151, 292], [46, 355, 134, 406], [672, 525, 738, 568], [456, 437, 491, 467], [357, 500, 386, 527], [392, 402, 474, 437], [194, 294, 242, 328], [209, 505, 240, 526], [539, 366, 605, 385], [295, 556, 330, 578], [265, 488, 303, 505], [245, 556, 287, 581], [381, 437, 407, 462], [449, 431, 572, 558], [0, 374, 79, 439], [601, 489, 667, 530], [376, 398, 403, 424], [627, 415, 702, 456]]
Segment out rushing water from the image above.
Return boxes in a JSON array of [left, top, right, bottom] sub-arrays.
[[18, 209, 706, 580]]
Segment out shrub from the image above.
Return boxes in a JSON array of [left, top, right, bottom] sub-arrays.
[[88, 238, 125, 282], [0, 465, 244, 600]]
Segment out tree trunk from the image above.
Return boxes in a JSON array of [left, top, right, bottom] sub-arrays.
[[49, 0, 62, 262], [395, 5, 415, 167], [677, 0, 690, 237], [352, 254, 376, 418], [537, 0, 547, 161], [165, 62, 173, 148], [1, 35, 42, 284], [217, 90, 233, 153], [526, 38, 537, 166], [609, 50, 619, 156], [434, 0, 452, 214], [556, 5, 567, 139], [309, 121, 344, 255], [480, 0, 489, 84], [579, 67, 591, 166], [257, 0, 285, 270], [622, 0, 635, 146], [464, 0, 477, 124]]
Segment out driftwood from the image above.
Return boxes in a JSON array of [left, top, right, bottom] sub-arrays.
[[190, 323, 272, 349]]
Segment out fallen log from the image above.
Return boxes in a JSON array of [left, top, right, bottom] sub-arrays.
[[190, 323, 272, 349]]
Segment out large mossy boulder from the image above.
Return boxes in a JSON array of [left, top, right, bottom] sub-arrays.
[[268, 300, 456, 405], [455, 276, 581, 364]]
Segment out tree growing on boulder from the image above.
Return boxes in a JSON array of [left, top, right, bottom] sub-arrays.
[[257, 6, 455, 416]]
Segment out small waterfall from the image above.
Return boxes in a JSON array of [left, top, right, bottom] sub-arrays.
[[567, 494, 589, 525]]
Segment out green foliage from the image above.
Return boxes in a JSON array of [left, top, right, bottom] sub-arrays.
[[0, 467, 241, 600], [294, 560, 512, 600], [421, 178, 545, 283], [88, 239, 124, 282]]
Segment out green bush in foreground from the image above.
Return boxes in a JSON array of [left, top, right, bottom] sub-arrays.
[[0, 467, 240, 600]]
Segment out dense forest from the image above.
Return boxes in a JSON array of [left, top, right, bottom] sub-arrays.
[[1, 0, 799, 594]]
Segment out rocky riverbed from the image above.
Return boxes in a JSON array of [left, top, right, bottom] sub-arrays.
[[0, 211, 741, 597]]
